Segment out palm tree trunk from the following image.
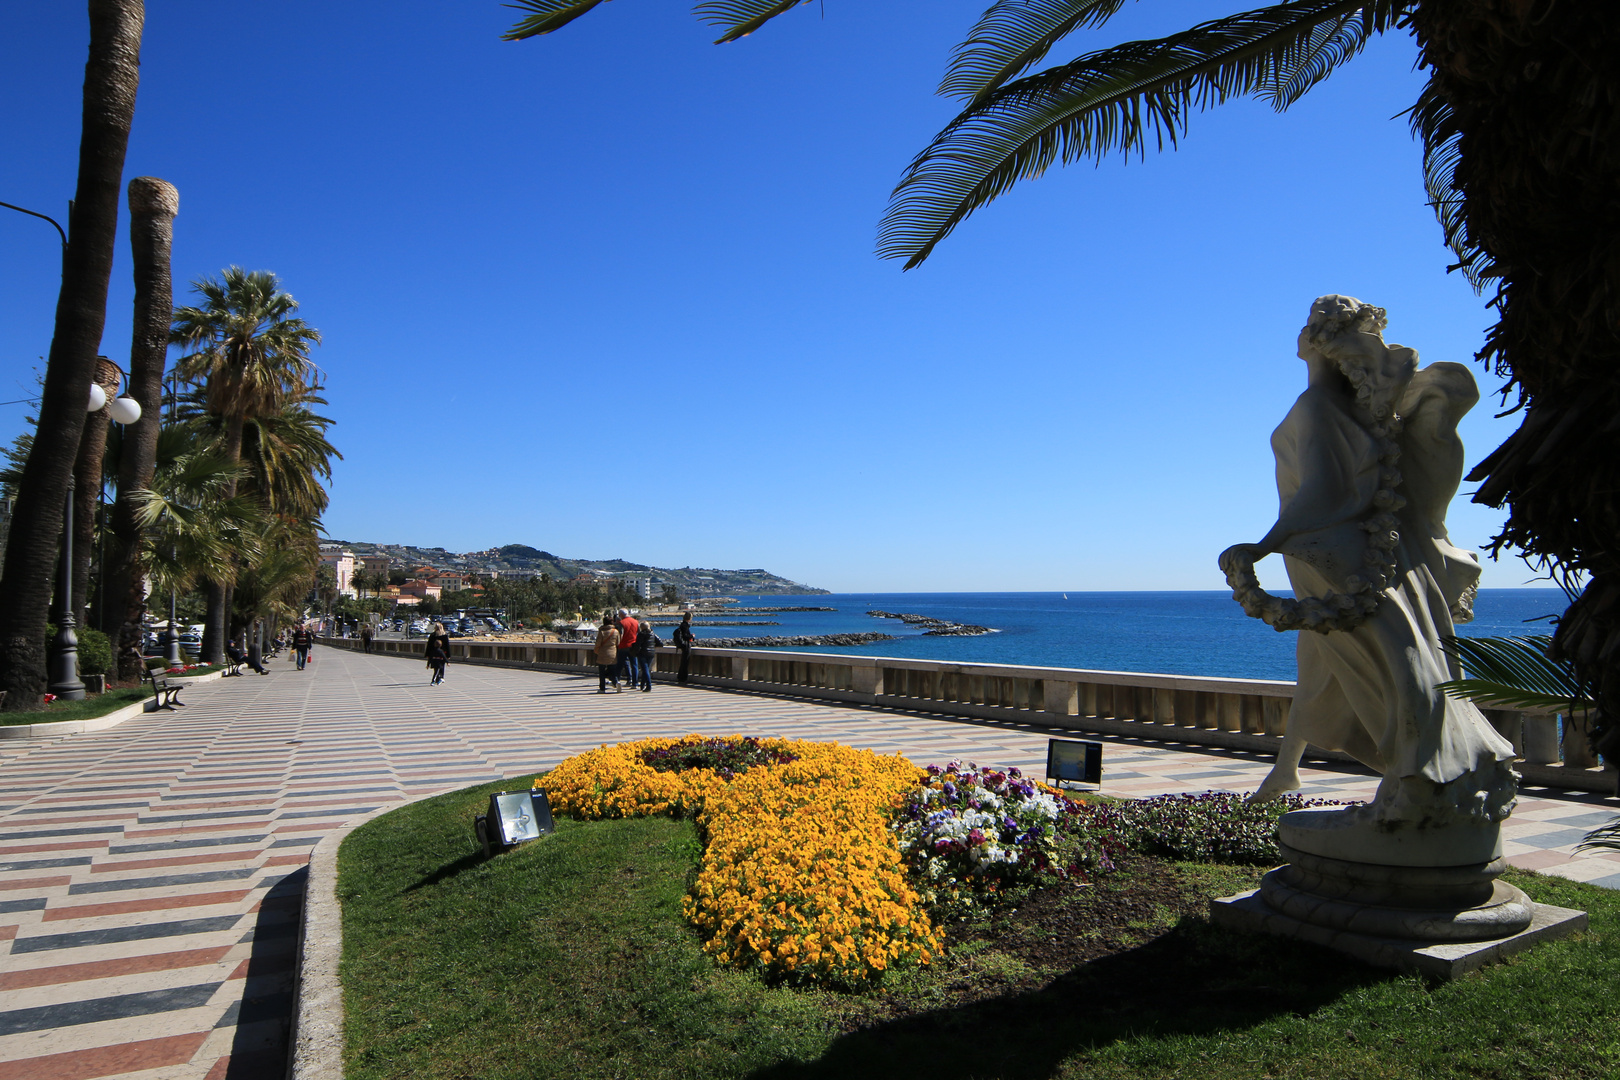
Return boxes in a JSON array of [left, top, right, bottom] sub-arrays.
[[108, 177, 178, 682], [71, 358, 120, 630], [199, 412, 245, 666], [1409, 0, 1620, 756], [0, 0, 143, 713]]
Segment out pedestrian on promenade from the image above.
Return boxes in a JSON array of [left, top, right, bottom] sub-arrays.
[[595, 613, 621, 692], [228, 635, 267, 675], [616, 608, 640, 688], [672, 611, 695, 684], [292, 624, 313, 670], [634, 621, 660, 692], [425, 621, 450, 686], [361, 622, 373, 653]]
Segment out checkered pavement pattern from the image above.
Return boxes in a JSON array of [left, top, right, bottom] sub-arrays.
[[1, 646, 1616, 1079]]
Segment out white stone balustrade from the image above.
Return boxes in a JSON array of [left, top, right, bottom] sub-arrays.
[[323, 637, 1613, 794]]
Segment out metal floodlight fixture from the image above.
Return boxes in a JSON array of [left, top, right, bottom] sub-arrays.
[[1046, 738, 1102, 790], [475, 788, 555, 857]]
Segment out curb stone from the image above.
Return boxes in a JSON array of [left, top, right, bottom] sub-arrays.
[[288, 791, 460, 1080], [0, 669, 227, 740]]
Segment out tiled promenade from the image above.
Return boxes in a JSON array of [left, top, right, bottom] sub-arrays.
[[2, 646, 1617, 1080]]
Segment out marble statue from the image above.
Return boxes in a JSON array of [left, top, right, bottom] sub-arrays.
[[1220, 295, 1517, 865]]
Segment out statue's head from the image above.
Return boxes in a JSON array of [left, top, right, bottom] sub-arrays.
[[1301, 295, 1415, 423]]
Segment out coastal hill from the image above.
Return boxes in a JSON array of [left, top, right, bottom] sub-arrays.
[[332, 539, 827, 596]]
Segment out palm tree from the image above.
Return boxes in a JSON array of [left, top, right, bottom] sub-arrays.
[[507, 0, 1619, 755], [171, 268, 322, 662], [106, 176, 180, 682], [134, 425, 263, 616], [0, 0, 144, 712]]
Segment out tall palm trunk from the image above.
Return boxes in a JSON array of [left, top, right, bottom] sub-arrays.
[[1409, 0, 1620, 756], [0, 0, 143, 712], [108, 177, 178, 682], [199, 412, 246, 666], [70, 358, 120, 630]]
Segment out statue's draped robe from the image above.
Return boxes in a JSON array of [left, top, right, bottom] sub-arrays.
[[1272, 366, 1516, 824]]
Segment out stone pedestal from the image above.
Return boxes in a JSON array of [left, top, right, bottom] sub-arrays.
[[1211, 808, 1587, 979]]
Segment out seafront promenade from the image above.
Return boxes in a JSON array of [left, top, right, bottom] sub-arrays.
[[2, 647, 1617, 1080]]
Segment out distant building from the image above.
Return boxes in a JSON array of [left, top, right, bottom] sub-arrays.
[[318, 548, 357, 597], [399, 580, 442, 601]]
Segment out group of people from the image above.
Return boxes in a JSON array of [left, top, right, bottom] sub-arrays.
[[591, 608, 698, 692], [593, 609, 660, 692], [219, 622, 315, 675]]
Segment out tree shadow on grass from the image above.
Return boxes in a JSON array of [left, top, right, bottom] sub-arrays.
[[747, 917, 1390, 1080]]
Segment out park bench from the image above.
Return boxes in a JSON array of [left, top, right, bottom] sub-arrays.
[[145, 663, 186, 711]]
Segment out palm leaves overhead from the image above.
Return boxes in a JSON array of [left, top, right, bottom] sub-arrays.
[[172, 268, 322, 428], [940, 0, 1132, 106], [881, 0, 1399, 267], [1438, 635, 1592, 716], [133, 426, 261, 599]]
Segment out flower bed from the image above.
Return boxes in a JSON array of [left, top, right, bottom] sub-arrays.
[[541, 735, 942, 984]]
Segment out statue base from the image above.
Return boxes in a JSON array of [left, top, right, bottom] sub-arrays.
[[1278, 806, 1503, 867], [1210, 826, 1587, 979]]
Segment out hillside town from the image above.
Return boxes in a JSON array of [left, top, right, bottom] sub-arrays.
[[316, 540, 826, 608]]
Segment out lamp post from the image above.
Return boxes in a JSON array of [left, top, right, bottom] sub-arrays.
[[44, 373, 141, 701]]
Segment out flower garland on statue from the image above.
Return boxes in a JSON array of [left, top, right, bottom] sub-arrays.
[[1223, 300, 1407, 635]]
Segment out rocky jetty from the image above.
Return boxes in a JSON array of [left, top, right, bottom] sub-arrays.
[[867, 610, 993, 637], [712, 606, 839, 614], [685, 632, 896, 649]]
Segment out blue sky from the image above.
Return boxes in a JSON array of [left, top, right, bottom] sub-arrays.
[[2, 1, 1544, 592]]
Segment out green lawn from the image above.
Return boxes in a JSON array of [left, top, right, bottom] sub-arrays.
[[339, 776, 1620, 1080], [0, 686, 149, 726]]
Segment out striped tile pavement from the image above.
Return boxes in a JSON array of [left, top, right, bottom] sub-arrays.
[[1, 645, 1616, 1079]]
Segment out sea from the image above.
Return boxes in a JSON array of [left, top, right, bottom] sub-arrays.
[[681, 590, 1568, 683]]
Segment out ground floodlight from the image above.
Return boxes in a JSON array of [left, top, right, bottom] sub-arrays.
[[475, 789, 555, 857], [1046, 738, 1102, 789]]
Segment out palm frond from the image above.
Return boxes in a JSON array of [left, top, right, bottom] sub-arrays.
[[1576, 817, 1620, 855], [502, 0, 610, 40], [1437, 634, 1592, 713], [877, 0, 1393, 269], [941, 0, 1129, 105], [1405, 81, 1493, 290], [694, 0, 817, 43]]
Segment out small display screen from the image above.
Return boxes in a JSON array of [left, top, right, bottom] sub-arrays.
[[1047, 739, 1102, 786]]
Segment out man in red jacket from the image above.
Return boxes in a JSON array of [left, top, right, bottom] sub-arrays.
[[617, 609, 639, 687]]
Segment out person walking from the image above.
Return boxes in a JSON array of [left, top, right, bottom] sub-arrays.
[[616, 608, 640, 689], [360, 621, 373, 653], [292, 623, 313, 671], [672, 611, 695, 685], [425, 621, 450, 685], [634, 620, 660, 692], [594, 613, 621, 693]]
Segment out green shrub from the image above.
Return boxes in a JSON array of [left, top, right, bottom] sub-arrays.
[[1076, 791, 1346, 865], [42, 624, 114, 677], [77, 627, 113, 676]]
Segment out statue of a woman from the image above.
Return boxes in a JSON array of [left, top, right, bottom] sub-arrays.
[[1220, 296, 1516, 853]]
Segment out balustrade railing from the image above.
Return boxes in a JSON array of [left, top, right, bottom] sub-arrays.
[[321, 636, 1613, 793]]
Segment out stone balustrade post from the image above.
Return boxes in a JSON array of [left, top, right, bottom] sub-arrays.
[[730, 656, 750, 682], [850, 665, 883, 696], [1043, 680, 1078, 717]]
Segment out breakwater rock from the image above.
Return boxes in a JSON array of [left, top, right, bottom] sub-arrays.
[[688, 632, 897, 649], [867, 610, 994, 637], [707, 606, 839, 614]]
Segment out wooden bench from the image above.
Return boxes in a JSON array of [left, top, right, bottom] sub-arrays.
[[146, 664, 186, 710]]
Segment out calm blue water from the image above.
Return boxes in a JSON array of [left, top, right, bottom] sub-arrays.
[[689, 591, 1567, 682]]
